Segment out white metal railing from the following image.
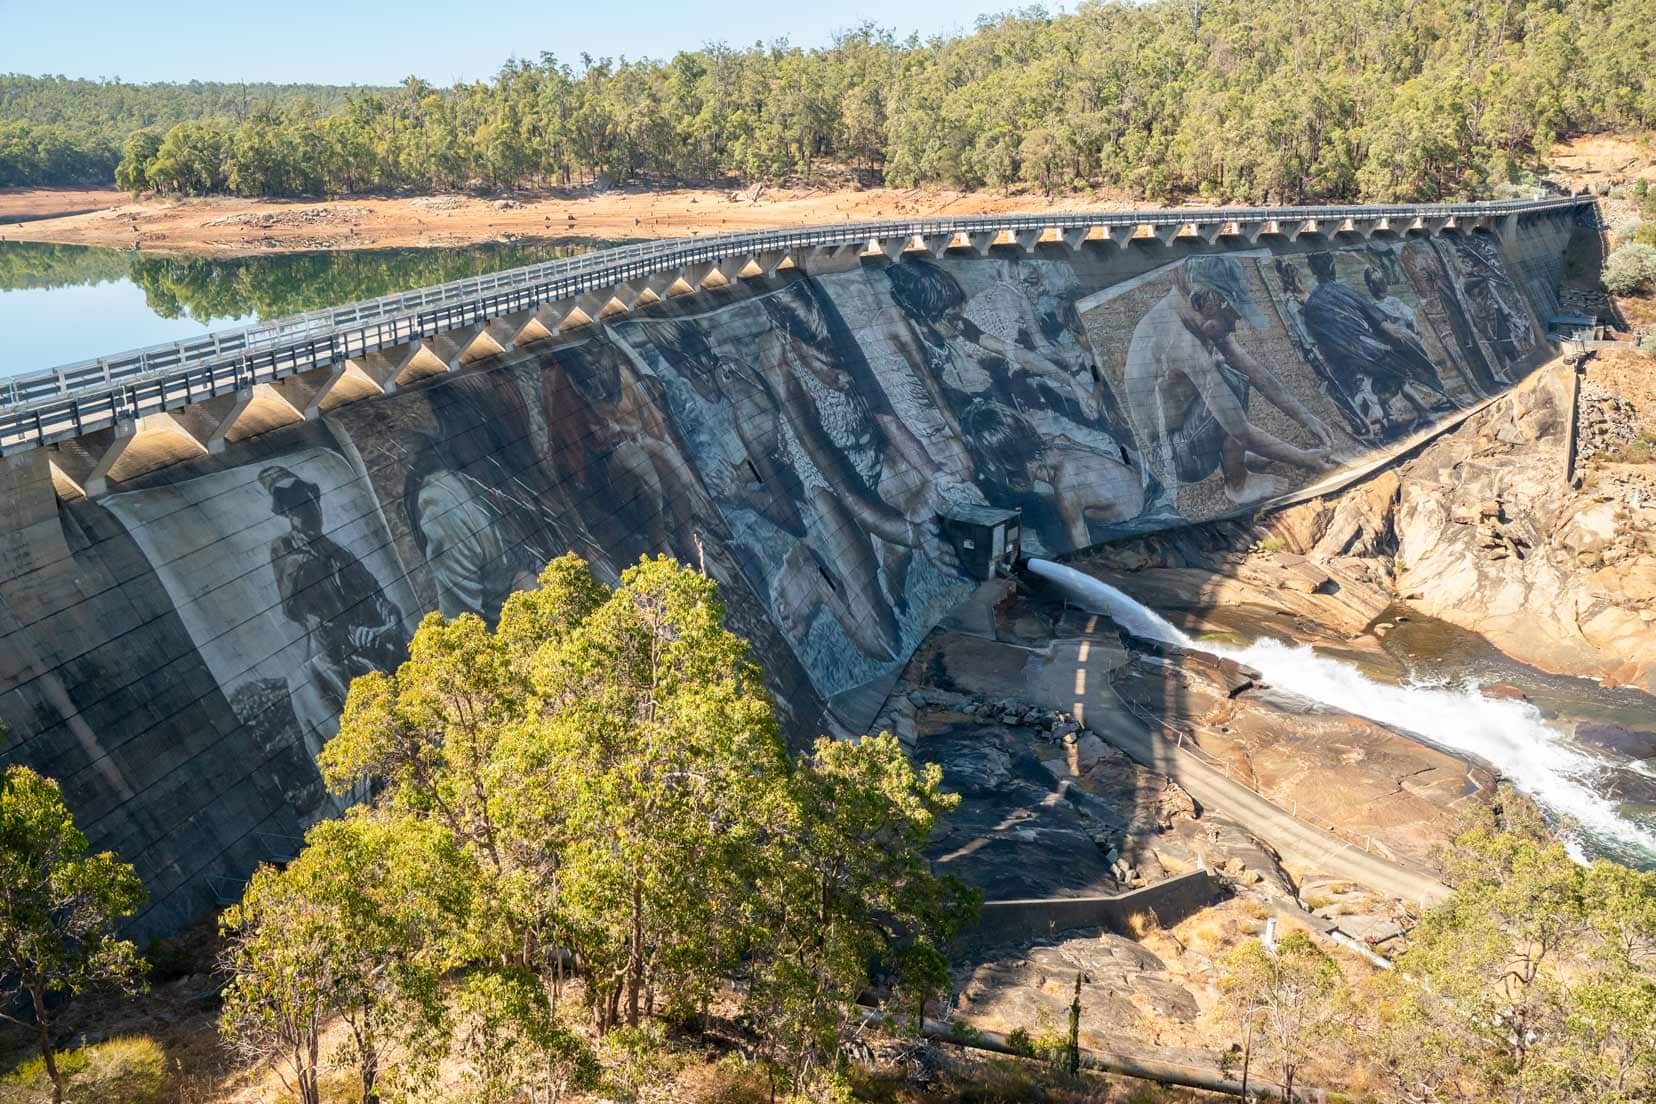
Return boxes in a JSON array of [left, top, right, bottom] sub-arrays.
[[0, 195, 1590, 455]]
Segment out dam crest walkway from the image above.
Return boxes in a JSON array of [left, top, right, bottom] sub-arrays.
[[0, 194, 1591, 497]]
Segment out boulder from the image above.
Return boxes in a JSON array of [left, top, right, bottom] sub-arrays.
[[1575, 723, 1656, 760], [1159, 780, 1198, 824], [1479, 683, 1529, 702], [908, 687, 972, 710], [1073, 733, 1110, 772], [937, 743, 1013, 795]]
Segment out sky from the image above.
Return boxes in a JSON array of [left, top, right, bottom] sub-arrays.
[[0, 0, 1047, 86]]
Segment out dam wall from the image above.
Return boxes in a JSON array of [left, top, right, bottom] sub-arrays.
[[0, 211, 1581, 938]]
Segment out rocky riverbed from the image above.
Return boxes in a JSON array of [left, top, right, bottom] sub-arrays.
[[872, 350, 1656, 1076], [1061, 351, 1656, 858]]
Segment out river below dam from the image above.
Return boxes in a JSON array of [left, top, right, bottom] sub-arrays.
[[1027, 558, 1656, 869], [0, 238, 606, 376]]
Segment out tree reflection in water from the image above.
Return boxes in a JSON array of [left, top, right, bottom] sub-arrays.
[[0, 238, 613, 326]]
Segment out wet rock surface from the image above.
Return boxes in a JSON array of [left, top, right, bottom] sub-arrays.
[[1577, 722, 1656, 760]]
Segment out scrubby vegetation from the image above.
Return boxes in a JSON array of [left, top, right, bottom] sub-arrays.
[[5, 0, 1654, 202], [0, 1035, 168, 1104], [1209, 791, 1656, 1102], [1603, 243, 1656, 296]]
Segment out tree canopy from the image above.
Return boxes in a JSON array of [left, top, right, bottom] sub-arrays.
[[224, 554, 975, 1101], [6, 0, 1654, 201], [0, 764, 146, 1104]]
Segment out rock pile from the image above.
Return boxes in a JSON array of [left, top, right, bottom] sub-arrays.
[[1558, 286, 1613, 320], [881, 676, 1300, 902], [1578, 380, 1649, 462]]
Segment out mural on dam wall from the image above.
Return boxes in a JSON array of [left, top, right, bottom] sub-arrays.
[[100, 439, 418, 767], [0, 226, 1559, 937]]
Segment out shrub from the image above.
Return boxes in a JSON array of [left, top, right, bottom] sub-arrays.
[[677, 1057, 771, 1104], [1602, 243, 1656, 296], [1005, 1026, 1035, 1057], [0, 1036, 168, 1104], [1029, 1009, 1069, 1068], [1123, 908, 1161, 938], [601, 1020, 672, 1100], [1606, 431, 1656, 464]]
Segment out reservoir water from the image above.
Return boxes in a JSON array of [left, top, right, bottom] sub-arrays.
[[0, 239, 604, 378]]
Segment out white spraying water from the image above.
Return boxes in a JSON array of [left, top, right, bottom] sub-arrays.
[[1026, 558, 1656, 859]]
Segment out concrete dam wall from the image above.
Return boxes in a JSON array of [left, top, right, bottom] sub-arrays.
[[0, 207, 1580, 937]]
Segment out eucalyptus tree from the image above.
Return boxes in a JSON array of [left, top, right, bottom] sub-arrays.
[[0, 764, 146, 1104]]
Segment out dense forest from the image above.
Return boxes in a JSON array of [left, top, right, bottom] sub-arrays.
[[4, 0, 1655, 204], [0, 76, 371, 187]]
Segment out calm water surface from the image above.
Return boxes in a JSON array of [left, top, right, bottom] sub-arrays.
[[0, 238, 606, 378]]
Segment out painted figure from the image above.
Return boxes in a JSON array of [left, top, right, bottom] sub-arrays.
[[886, 258, 1133, 448], [961, 401, 1144, 549], [399, 379, 583, 625], [1447, 236, 1536, 372], [754, 280, 961, 657], [260, 464, 403, 747], [1298, 252, 1450, 439], [1398, 244, 1501, 395], [403, 444, 543, 624], [1124, 256, 1335, 511], [542, 335, 713, 568]]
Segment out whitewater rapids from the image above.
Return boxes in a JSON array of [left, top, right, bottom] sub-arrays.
[[1025, 558, 1656, 861]]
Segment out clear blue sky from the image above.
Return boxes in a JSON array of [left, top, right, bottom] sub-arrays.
[[0, 0, 1050, 86]]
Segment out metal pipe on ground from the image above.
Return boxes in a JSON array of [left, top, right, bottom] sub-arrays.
[[860, 1010, 1325, 1100]]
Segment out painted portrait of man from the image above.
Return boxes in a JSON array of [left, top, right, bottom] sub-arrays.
[[261, 463, 404, 717], [1121, 255, 1336, 513]]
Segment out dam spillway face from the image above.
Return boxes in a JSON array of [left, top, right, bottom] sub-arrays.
[[0, 213, 1578, 937]]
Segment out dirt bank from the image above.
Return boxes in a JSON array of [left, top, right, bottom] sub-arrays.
[[0, 133, 1640, 258], [1549, 132, 1656, 193], [0, 186, 128, 224], [0, 184, 1148, 258]]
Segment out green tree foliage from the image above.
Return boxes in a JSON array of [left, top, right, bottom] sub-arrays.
[[218, 812, 471, 1104], [0, 122, 116, 186], [8, 0, 1653, 200], [745, 732, 977, 1088], [1602, 243, 1656, 296], [114, 129, 161, 195], [144, 121, 229, 196], [1372, 795, 1656, 1103], [259, 554, 976, 1100], [1219, 930, 1345, 1101], [0, 765, 146, 1104], [0, 75, 367, 187]]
